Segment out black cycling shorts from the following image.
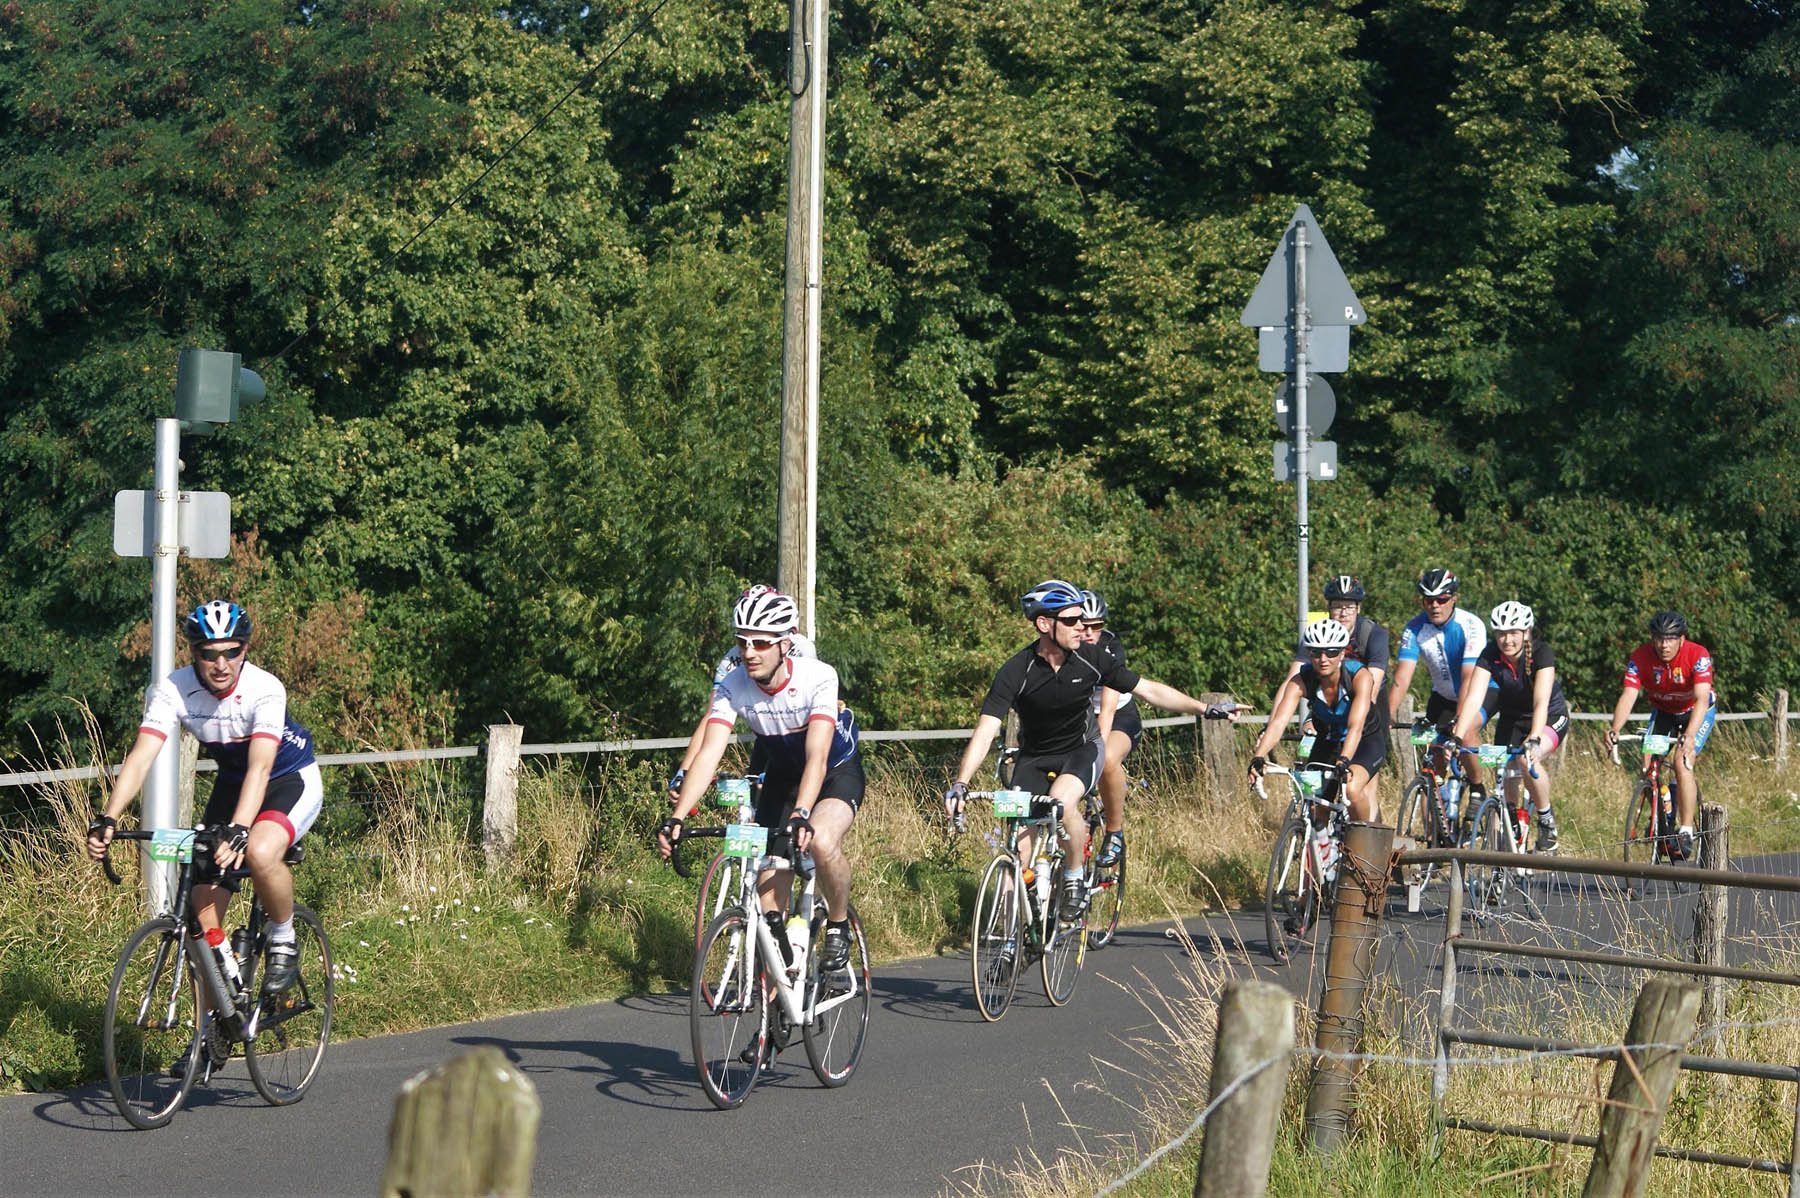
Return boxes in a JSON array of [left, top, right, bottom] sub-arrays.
[[1492, 709, 1570, 748], [754, 754, 866, 828], [193, 767, 322, 888], [1106, 703, 1144, 754], [1424, 692, 1461, 735], [1005, 739, 1105, 801], [1310, 726, 1388, 778]]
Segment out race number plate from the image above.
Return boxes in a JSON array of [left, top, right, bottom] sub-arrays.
[[1410, 727, 1436, 746], [991, 789, 1033, 818], [1477, 744, 1511, 767], [1642, 734, 1674, 757], [1296, 770, 1326, 796], [723, 824, 768, 859], [147, 828, 196, 864], [714, 776, 752, 808]]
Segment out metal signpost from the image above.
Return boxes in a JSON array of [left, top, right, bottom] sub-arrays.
[[1241, 205, 1365, 644]]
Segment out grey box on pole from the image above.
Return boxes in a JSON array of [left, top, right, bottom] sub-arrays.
[[1275, 441, 1338, 482], [113, 489, 232, 559], [1258, 324, 1349, 373]]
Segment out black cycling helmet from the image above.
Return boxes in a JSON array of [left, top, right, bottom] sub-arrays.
[[1019, 579, 1084, 619], [1647, 610, 1688, 639], [184, 599, 251, 645], [1416, 568, 1459, 598], [1323, 574, 1365, 603]]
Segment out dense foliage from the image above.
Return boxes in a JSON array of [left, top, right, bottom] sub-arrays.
[[0, 0, 1793, 761]]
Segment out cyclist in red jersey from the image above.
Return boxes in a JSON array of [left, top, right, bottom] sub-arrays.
[[1604, 610, 1715, 859]]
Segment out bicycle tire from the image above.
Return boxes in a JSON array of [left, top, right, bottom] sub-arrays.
[[1395, 774, 1440, 891], [970, 855, 1023, 1022], [803, 907, 870, 1087], [694, 852, 743, 1005], [1040, 874, 1085, 1006], [1464, 800, 1510, 916], [1623, 780, 1657, 866], [1263, 818, 1313, 963], [244, 903, 333, 1105], [104, 917, 203, 1129], [1086, 838, 1125, 950], [691, 907, 765, 1110]]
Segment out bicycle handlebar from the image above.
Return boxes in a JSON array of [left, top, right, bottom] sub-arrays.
[[95, 826, 221, 887], [666, 825, 724, 879], [1608, 730, 1684, 766]]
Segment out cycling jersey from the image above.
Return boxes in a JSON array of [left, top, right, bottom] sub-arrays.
[[707, 655, 858, 777], [1476, 640, 1569, 721], [1623, 640, 1714, 715], [1294, 614, 1391, 705], [1088, 629, 1136, 715], [711, 632, 816, 686], [979, 641, 1142, 757], [1295, 659, 1388, 775], [1398, 608, 1487, 701], [139, 662, 317, 782]]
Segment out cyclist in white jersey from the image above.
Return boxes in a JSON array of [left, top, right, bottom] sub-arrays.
[[1388, 567, 1486, 785], [667, 584, 816, 802], [86, 601, 322, 996], [658, 588, 863, 993]]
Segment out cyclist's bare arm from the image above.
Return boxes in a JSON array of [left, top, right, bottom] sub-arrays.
[[669, 719, 734, 827], [1530, 666, 1556, 742], [1606, 683, 1641, 744], [1131, 677, 1217, 718], [1450, 665, 1493, 745], [790, 718, 834, 827], [86, 729, 164, 859], [950, 714, 1004, 795], [1249, 675, 1307, 764], [1339, 667, 1376, 762], [1387, 659, 1418, 723], [1097, 686, 1120, 742], [215, 737, 277, 871]]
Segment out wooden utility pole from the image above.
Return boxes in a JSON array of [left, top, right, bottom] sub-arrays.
[[778, 0, 827, 639]]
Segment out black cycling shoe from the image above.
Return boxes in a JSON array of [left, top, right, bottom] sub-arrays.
[[261, 942, 299, 995], [169, 1030, 231, 1078], [819, 923, 853, 973], [1095, 830, 1126, 868], [737, 1035, 776, 1068], [1058, 875, 1089, 922]]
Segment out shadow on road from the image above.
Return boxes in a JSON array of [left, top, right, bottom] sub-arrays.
[[451, 1032, 697, 1111]]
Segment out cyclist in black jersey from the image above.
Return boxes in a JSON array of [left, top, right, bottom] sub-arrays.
[[1079, 590, 1140, 868], [1249, 618, 1386, 821], [944, 579, 1236, 920]]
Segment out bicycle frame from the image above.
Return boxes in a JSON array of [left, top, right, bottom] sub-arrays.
[[1259, 764, 1349, 881], [1615, 730, 1686, 860]]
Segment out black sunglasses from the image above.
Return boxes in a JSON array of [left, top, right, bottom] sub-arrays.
[[1308, 647, 1345, 658], [194, 644, 245, 662], [1053, 615, 1084, 627]]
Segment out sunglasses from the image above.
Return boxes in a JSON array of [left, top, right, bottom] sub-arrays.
[[1421, 595, 1453, 606], [194, 644, 245, 663], [735, 635, 784, 651], [1081, 621, 1106, 631], [1308, 647, 1345, 658], [1052, 615, 1084, 627]]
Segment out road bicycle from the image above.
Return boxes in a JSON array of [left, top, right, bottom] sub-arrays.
[[956, 786, 1091, 1021], [671, 818, 870, 1110], [994, 747, 1123, 952], [1463, 742, 1547, 916], [1257, 762, 1349, 963], [1394, 721, 1485, 891], [1615, 730, 1696, 868], [98, 826, 334, 1129]]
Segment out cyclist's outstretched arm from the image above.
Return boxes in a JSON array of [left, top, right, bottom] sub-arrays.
[[1606, 683, 1640, 746], [670, 720, 733, 824], [1248, 676, 1305, 766], [951, 714, 1004, 789], [1130, 677, 1215, 718]]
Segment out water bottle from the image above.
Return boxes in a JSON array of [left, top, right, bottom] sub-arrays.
[[1442, 776, 1461, 824], [204, 927, 242, 991], [785, 915, 809, 981], [231, 927, 251, 967], [1515, 807, 1529, 852], [1312, 823, 1339, 882]]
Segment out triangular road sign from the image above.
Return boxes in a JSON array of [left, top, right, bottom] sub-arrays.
[[1240, 204, 1366, 327]]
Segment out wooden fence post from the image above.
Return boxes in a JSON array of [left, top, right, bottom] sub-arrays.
[[1194, 979, 1295, 1198], [483, 724, 524, 866], [1776, 689, 1790, 770], [1692, 803, 1729, 1032], [178, 729, 199, 828], [1582, 977, 1701, 1198], [382, 1046, 540, 1198], [1199, 692, 1241, 807], [1388, 696, 1417, 793]]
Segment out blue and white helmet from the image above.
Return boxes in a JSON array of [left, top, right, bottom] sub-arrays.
[[1019, 579, 1084, 619], [1079, 589, 1108, 621], [184, 599, 251, 645], [733, 587, 799, 636]]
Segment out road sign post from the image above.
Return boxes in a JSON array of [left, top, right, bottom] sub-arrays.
[[1241, 205, 1364, 645]]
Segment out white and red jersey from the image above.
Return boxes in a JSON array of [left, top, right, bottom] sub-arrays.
[[139, 661, 317, 782], [1623, 640, 1714, 715], [707, 654, 858, 776]]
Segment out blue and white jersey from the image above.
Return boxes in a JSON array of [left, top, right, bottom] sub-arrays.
[[139, 661, 317, 782], [1397, 607, 1487, 701], [707, 654, 858, 776], [711, 632, 816, 686]]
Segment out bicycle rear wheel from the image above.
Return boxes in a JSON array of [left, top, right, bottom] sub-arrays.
[[1263, 818, 1314, 963], [1040, 875, 1085, 1006], [104, 917, 203, 1129], [803, 907, 870, 1087], [970, 855, 1023, 1022], [245, 903, 333, 1105], [1464, 800, 1510, 916], [1086, 837, 1125, 950], [691, 908, 765, 1109], [1395, 775, 1441, 891]]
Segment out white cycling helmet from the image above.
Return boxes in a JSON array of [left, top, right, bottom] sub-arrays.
[[1490, 600, 1535, 631], [733, 587, 799, 635], [1302, 617, 1352, 651]]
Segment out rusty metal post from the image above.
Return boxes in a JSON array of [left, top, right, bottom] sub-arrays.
[[1305, 820, 1395, 1153], [1430, 855, 1465, 1140]]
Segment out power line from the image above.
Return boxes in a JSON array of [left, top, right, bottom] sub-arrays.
[[259, 0, 677, 373]]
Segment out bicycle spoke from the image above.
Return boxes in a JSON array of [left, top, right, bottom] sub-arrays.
[[803, 909, 870, 1087]]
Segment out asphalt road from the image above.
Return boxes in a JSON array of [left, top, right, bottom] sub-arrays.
[[7, 851, 1794, 1198]]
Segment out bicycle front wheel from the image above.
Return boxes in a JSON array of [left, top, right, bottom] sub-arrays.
[[104, 917, 203, 1129], [245, 903, 334, 1105], [691, 908, 765, 1109], [1464, 800, 1510, 916], [970, 855, 1023, 1022], [1086, 837, 1125, 950], [694, 852, 744, 1006], [1395, 775, 1441, 891], [1040, 875, 1086, 1007], [1263, 818, 1314, 963], [1623, 781, 1657, 866], [803, 907, 870, 1087]]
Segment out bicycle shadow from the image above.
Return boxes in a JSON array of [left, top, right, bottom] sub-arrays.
[[23, 1068, 266, 1131], [449, 1032, 699, 1111]]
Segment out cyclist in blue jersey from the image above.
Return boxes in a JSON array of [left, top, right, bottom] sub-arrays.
[[1248, 618, 1386, 821], [1451, 601, 1569, 852], [87, 601, 322, 996], [1388, 567, 1486, 786], [658, 587, 863, 982]]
